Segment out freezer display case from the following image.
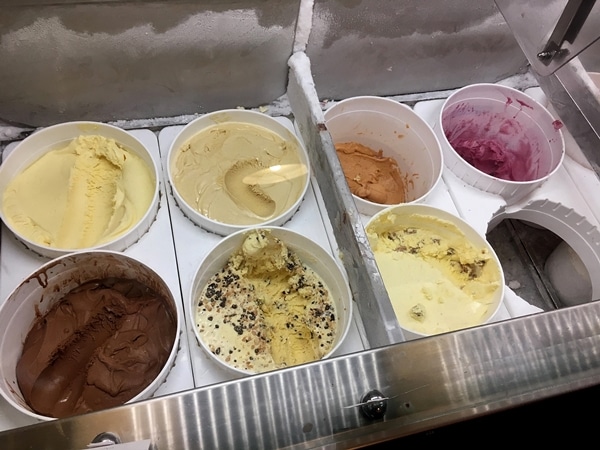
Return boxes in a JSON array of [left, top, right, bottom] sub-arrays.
[[0, 1, 600, 448]]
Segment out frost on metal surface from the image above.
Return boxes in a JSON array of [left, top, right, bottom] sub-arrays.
[[0, 1, 300, 127], [307, 0, 529, 100]]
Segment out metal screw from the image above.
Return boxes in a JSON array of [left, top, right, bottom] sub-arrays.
[[360, 390, 388, 420], [89, 432, 121, 447]]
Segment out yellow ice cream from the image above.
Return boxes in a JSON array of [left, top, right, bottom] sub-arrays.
[[195, 229, 337, 373], [367, 211, 501, 335], [172, 122, 308, 226], [2, 135, 155, 249]]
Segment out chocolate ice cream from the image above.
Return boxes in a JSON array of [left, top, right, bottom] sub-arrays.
[[16, 278, 177, 418]]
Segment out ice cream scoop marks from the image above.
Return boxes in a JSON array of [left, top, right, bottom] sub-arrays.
[[171, 120, 309, 229], [0, 132, 157, 255], [366, 207, 504, 337], [194, 229, 338, 373], [223, 159, 276, 219]]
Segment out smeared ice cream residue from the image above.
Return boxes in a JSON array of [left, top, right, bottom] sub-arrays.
[[443, 97, 551, 182]]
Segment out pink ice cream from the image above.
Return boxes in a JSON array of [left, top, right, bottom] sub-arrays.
[[443, 98, 549, 182]]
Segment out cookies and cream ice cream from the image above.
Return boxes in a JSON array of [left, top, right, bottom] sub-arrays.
[[367, 210, 502, 335], [2, 135, 155, 249], [195, 229, 337, 373], [172, 122, 307, 226], [335, 142, 408, 204], [16, 277, 177, 419]]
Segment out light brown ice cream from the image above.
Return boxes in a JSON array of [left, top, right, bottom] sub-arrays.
[[335, 141, 407, 204], [172, 122, 307, 226], [195, 229, 337, 373]]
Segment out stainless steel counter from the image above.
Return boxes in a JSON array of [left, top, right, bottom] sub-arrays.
[[1, 302, 599, 449]]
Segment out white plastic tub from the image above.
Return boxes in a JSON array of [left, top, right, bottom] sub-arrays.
[[167, 110, 311, 235], [324, 96, 443, 216], [0, 250, 181, 422], [0, 122, 159, 259], [436, 83, 564, 203]]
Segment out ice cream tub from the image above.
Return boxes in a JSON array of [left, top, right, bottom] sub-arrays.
[[436, 83, 565, 203], [366, 204, 504, 340], [189, 226, 353, 375], [167, 110, 311, 236], [324, 96, 443, 216], [0, 121, 160, 259], [0, 251, 181, 421]]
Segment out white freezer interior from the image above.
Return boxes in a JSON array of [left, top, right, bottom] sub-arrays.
[[3, 86, 600, 432]]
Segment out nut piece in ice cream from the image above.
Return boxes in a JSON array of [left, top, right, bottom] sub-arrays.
[[15, 277, 177, 419], [195, 229, 337, 373], [2, 135, 155, 250], [335, 142, 408, 204], [367, 211, 502, 335], [172, 122, 307, 226]]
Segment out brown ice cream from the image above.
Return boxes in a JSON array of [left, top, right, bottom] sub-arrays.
[[335, 142, 407, 204], [16, 278, 177, 419], [172, 121, 308, 226]]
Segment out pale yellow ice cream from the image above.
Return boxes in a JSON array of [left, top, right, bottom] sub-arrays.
[[2, 135, 155, 249], [172, 122, 307, 226], [367, 211, 501, 335], [195, 229, 337, 373]]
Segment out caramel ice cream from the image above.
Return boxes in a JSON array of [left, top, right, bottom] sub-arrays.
[[2, 135, 155, 249], [335, 142, 407, 204], [172, 122, 308, 226], [16, 277, 177, 419], [195, 229, 337, 373], [367, 210, 502, 335]]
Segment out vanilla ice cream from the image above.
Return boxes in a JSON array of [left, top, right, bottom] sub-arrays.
[[2, 135, 155, 250], [194, 229, 337, 373], [367, 209, 502, 335], [171, 121, 307, 227]]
